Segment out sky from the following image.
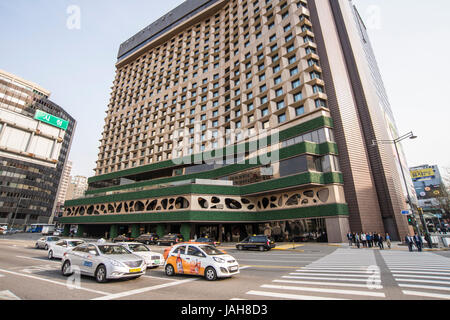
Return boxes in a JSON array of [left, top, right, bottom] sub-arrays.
[[0, 0, 449, 179]]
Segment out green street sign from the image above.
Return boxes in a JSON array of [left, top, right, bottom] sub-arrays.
[[34, 110, 69, 130]]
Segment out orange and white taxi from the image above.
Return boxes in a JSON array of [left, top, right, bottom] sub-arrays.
[[164, 243, 239, 281]]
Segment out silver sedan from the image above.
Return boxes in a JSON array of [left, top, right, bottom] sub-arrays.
[[35, 236, 61, 250], [61, 242, 146, 283]]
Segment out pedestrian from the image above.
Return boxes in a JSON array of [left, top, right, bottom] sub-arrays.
[[373, 233, 379, 248], [347, 231, 353, 247], [405, 234, 414, 252], [354, 233, 361, 248], [424, 233, 432, 249], [385, 233, 391, 249], [361, 232, 367, 247], [414, 233, 423, 252], [377, 233, 384, 250], [366, 233, 372, 248]]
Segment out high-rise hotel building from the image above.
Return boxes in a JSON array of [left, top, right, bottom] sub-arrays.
[[62, 0, 412, 242]]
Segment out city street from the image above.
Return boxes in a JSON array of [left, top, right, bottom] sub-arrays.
[[1, 235, 449, 300]]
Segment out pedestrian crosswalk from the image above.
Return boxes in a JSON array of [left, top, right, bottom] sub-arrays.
[[380, 251, 450, 300], [246, 248, 386, 300]]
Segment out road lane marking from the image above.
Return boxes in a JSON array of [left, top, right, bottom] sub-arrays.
[[238, 259, 316, 263], [289, 272, 377, 278], [260, 284, 385, 298], [394, 278, 450, 285], [273, 279, 382, 289], [16, 256, 60, 264], [0, 268, 111, 296], [246, 290, 347, 300], [399, 283, 450, 292], [0, 290, 21, 300], [389, 270, 450, 276], [295, 269, 372, 274], [402, 290, 450, 300], [92, 278, 199, 300], [393, 274, 450, 280], [282, 275, 376, 282]]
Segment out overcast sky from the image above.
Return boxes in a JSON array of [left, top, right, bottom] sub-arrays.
[[0, 0, 449, 179]]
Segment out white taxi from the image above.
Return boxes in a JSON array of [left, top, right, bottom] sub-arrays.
[[61, 242, 146, 283], [47, 239, 85, 259], [164, 243, 239, 281], [117, 242, 164, 269]]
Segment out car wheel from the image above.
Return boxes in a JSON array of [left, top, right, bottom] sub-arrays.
[[157, 241, 161, 246], [44, 244, 48, 250], [48, 250, 53, 259], [146, 241, 150, 245], [259, 246, 265, 252], [237, 245, 243, 250], [205, 267, 217, 281], [35, 243, 39, 249], [62, 260, 73, 276], [165, 264, 175, 276], [95, 265, 107, 283]]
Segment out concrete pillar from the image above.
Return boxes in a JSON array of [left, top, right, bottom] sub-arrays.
[[180, 223, 191, 242], [156, 224, 166, 238], [76, 225, 85, 238], [131, 224, 140, 238], [325, 216, 350, 243], [110, 225, 118, 239], [63, 225, 70, 237]]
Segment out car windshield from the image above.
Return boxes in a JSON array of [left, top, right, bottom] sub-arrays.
[[97, 245, 131, 255], [68, 241, 84, 247], [47, 237, 60, 241], [128, 244, 150, 252], [199, 245, 225, 256]]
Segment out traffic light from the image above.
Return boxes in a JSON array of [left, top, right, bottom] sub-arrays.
[[407, 215, 414, 225]]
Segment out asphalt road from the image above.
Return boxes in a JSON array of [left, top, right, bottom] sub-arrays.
[[1, 235, 449, 301]]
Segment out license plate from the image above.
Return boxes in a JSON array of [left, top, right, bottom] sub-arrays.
[[129, 268, 141, 273], [154, 260, 160, 264], [230, 266, 238, 271]]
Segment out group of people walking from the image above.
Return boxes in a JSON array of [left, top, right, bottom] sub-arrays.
[[347, 231, 391, 250], [404, 233, 424, 252]]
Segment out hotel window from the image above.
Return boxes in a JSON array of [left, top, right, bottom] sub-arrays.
[[278, 113, 286, 123], [274, 76, 282, 85], [273, 65, 281, 73], [313, 85, 324, 94], [288, 55, 297, 64], [260, 84, 267, 93], [295, 106, 305, 116], [263, 120, 270, 129], [275, 88, 283, 97], [261, 108, 269, 117], [259, 74, 266, 81], [247, 103, 254, 111], [292, 79, 301, 89], [284, 24, 291, 32], [261, 95, 268, 104], [315, 99, 327, 108], [310, 71, 321, 80], [293, 92, 303, 102], [277, 101, 285, 110], [212, 120, 219, 127], [269, 34, 276, 42]]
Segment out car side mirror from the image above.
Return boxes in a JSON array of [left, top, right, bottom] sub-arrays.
[[89, 250, 98, 256]]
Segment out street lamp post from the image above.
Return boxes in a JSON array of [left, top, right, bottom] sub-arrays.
[[9, 197, 25, 232], [372, 132, 427, 239]]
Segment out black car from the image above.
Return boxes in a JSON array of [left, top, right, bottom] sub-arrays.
[[135, 233, 159, 245], [156, 234, 184, 246], [195, 237, 220, 247], [112, 234, 134, 243], [236, 235, 276, 251]]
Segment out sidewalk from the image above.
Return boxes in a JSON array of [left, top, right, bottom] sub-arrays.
[[330, 241, 450, 251]]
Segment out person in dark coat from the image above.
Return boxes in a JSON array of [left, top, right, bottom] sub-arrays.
[[405, 234, 414, 252], [347, 231, 353, 247], [414, 233, 423, 252], [377, 233, 384, 250]]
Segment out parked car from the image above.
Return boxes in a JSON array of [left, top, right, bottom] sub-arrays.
[[194, 237, 220, 247], [35, 236, 61, 250], [236, 235, 276, 251], [112, 234, 134, 243], [134, 233, 159, 245], [157, 234, 184, 246], [61, 242, 146, 283], [47, 239, 85, 259], [118, 242, 164, 269], [164, 243, 239, 281]]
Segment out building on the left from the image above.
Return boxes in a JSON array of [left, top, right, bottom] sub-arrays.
[[0, 69, 76, 228]]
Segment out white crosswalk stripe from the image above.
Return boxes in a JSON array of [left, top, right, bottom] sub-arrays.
[[245, 248, 385, 300], [381, 251, 450, 300]]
